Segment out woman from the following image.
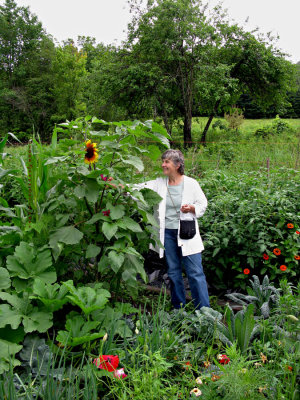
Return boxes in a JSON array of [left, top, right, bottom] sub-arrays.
[[133, 149, 210, 310]]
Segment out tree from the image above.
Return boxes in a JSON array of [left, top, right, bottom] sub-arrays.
[[125, 0, 224, 146], [199, 30, 296, 143], [50, 42, 87, 122], [0, 0, 56, 138]]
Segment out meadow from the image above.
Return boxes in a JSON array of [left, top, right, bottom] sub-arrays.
[[0, 116, 299, 399]]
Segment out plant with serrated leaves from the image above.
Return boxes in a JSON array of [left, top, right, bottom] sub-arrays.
[[6, 241, 56, 292], [199, 304, 260, 354], [226, 275, 280, 318]]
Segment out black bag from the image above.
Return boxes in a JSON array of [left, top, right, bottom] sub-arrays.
[[167, 183, 196, 240], [179, 219, 196, 239]]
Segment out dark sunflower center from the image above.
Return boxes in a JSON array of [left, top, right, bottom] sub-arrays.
[[85, 147, 95, 159]]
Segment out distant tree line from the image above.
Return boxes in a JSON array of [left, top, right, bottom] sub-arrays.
[[0, 0, 299, 145]]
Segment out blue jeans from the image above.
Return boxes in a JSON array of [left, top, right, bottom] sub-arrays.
[[164, 228, 210, 310]]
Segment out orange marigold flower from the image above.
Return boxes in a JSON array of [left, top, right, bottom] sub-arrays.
[[84, 140, 99, 164], [243, 268, 250, 275], [203, 361, 211, 368], [262, 253, 269, 260], [280, 265, 287, 271], [294, 255, 300, 260], [287, 365, 293, 372], [287, 223, 294, 229], [296, 231, 300, 235], [211, 374, 220, 381], [273, 248, 281, 256]]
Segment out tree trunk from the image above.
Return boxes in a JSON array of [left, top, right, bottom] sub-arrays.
[[201, 99, 221, 145], [183, 109, 192, 148], [201, 113, 214, 146]]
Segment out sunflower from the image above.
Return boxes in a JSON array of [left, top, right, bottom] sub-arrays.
[[84, 140, 99, 164]]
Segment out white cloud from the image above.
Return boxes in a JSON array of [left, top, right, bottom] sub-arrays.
[[3, 0, 300, 62]]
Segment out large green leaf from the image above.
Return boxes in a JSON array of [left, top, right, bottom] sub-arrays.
[[109, 204, 125, 220], [0, 292, 53, 333], [0, 267, 11, 290], [56, 314, 105, 347], [63, 280, 110, 315], [86, 244, 101, 258], [121, 155, 144, 172], [85, 178, 100, 203], [50, 226, 83, 245], [108, 250, 125, 273], [140, 188, 162, 207], [6, 242, 56, 289], [0, 303, 22, 330], [30, 279, 69, 312], [102, 222, 118, 240], [0, 338, 22, 374], [117, 216, 142, 232]]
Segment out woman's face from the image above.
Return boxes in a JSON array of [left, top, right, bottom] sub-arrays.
[[161, 158, 180, 176]]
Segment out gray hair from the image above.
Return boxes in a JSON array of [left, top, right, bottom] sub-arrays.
[[161, 149, 184, 175]]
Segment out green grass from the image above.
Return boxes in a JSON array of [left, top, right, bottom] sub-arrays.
[[4, 117, 300, 175]]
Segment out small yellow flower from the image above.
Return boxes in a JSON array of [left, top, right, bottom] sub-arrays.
[[195, 377, 203, 385], [260, 353, 267, 364], [190, 388, 202, 397]]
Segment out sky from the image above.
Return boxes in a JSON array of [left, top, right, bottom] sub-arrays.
[[3, 0, 300, 63]]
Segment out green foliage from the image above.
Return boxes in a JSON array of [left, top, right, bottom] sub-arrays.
[[255, 115, 294, 138], [199, 304, 260, 354], [199, 168, 300, 289], [226, 275, 280, 318], [6, 241, 56, 291]]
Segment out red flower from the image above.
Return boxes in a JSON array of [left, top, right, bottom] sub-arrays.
[[262, 254, 269, 260], [183, 361, 192, 370], [93, 355, 119, 372], [279, 265, 287, 271], [294, 255, 300, 260], [243, 268, 250, 275], [287, 223, 294, 229], [287, 365, 293, 372], [100, 174, 108, 182], [102, 210, 110, 216], [273, 248, 281, 256], [217, 354, 230, 364], [296, 231, 300, 235]]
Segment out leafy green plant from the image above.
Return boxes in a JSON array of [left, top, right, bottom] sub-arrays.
[[6, 241, 56, 292], [199, 304, 260, 354], [226, 275, 280, 318]]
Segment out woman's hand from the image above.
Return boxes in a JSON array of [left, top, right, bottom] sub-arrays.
[[180, 204, 195, 214]]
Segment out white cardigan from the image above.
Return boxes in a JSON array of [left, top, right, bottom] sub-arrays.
[[133, 175, 208, 258]]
